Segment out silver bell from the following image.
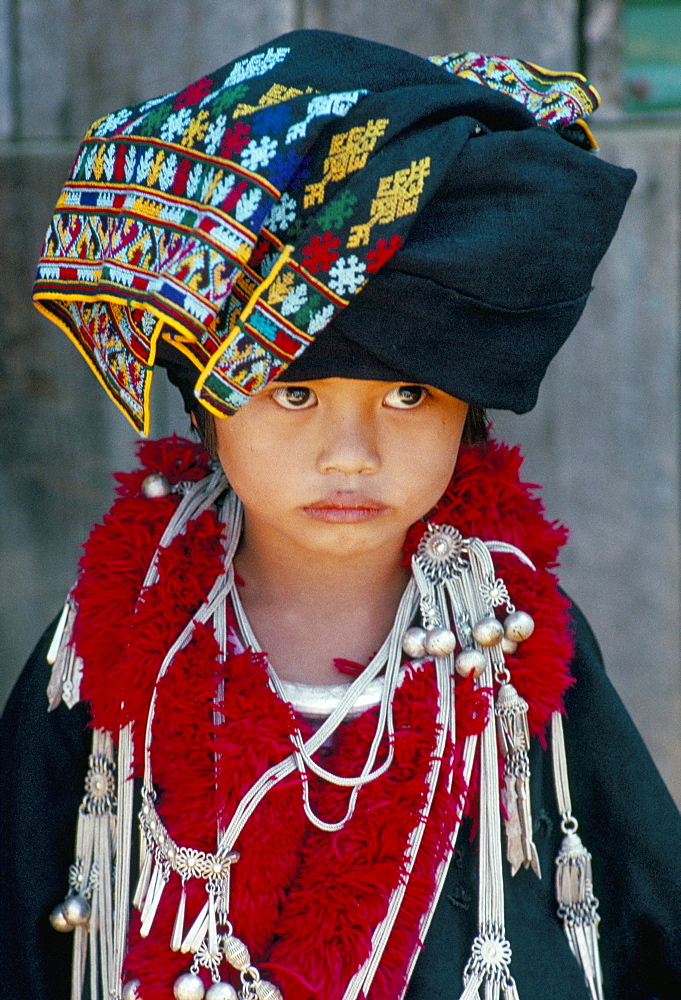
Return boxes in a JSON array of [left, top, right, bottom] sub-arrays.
[[49, 903, 72, 933], [472, 616, 504, 647], [503, 610, 535, 643], [501, 636, 518, 655], [455, 648, 486, 679], [61, 893, 91, 927], [141, 472, 172, 499], [401, 626, 428, 659], [174, 972, 206, 1000], [423, 627, 457, 658], [206, 983, 238, 1000], [122, 979, 142, 1000]]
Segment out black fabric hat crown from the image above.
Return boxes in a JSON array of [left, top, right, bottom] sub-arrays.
[[35, 30, 636, 429]]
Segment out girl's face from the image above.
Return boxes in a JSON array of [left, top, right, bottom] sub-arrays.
[[214, 378, 468, 561]]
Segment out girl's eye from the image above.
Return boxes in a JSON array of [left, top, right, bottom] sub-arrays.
[[271, 386, 317, 409], [383, 385, 428, 409]]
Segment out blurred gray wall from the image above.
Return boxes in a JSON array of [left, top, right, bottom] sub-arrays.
[[1, 0, 680, 804]]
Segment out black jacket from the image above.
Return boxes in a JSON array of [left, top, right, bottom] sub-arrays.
[[2, 603, 680, 1000]]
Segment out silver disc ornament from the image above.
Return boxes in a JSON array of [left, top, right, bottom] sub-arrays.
[[416, 524, 469, 583]]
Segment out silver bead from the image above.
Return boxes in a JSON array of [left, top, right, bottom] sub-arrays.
[[61, 893, 91, 927], [223, 935, 251, 970], [503, 610, 535, 643], [402, 626, 427, 659], [122, 979, 141, 1000], [141, 472, 172, 499], [455, 648, 486, 679], [174, 972, 206, 1000], [424, 627, 457, 658], [206, 983, 238, 1000], [49, 904, 72, 933], [255, 981, 284, 1000], [501, 636, 518, 655], [472, 616, 504, 647]]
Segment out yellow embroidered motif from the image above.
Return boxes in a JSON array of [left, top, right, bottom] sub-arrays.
[[303, 119, 390, 209], [146, 150, 166, 187], [266, 271, 295, 305], [92, 144, 107, 182], [181, 110, 210, 149], [347, 156, 431, 248], [233, 83, 304, 119]]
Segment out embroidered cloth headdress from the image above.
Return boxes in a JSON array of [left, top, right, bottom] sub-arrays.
[[33, 31, 635, 433]]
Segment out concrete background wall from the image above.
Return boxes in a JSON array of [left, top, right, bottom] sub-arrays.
[[1, 0, 680, 804]]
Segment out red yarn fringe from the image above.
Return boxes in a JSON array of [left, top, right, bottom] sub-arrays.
[[70, 435, 573, 1000]]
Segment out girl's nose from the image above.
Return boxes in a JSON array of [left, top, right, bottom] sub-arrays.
[[316, 408, 380, 476]]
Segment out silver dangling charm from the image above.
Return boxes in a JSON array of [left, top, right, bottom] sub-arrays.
[[555, 823, 604, 1000], [495, 678, 541, 877]]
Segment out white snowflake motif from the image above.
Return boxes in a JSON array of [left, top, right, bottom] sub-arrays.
[[240, 135, 278, 172], [186, 163, 204, 199], [327, 255, 367, 296], [221, 46, 290, 90], [235, 187, 262, 222], [263, 192, 296, 233], [157, 153, 178, 192], [92, 107, 131, 137], [135, 148, 154, 184], [308, 303, 334, 335], [102, 144, 116, 181], [285, 90, 367, 145], [161, 107, 192, 143], [280, 282, 308, 317], [204, 113, 227, 155]]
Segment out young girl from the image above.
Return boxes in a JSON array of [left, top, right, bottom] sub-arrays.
[[2, 28, 680, 1000]]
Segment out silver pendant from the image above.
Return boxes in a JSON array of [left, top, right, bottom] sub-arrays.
[[495, 681, 541, 878], [555, 829, 604, 1000]]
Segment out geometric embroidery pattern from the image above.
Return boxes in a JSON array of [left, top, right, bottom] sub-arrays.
[[429, 51, 600, 130], [347, 157, 431, 248], [303, 119, 389, 208], [33, 34, 601, 434]]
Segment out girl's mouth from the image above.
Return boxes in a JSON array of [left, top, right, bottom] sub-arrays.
[[302, 494, 388, 523]]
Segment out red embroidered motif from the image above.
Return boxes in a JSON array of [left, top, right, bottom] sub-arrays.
[[301, 232, 341, 273], [220, 122, 252, 160], [174, 76, 214, 109], [366, 234, 404, 273]]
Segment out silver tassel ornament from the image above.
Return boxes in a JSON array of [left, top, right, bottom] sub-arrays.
[[46, 596, 84, 711], [555, 829, 604, 1000], [495, 681, 541, 877]]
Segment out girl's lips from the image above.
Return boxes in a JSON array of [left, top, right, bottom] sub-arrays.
[[302, 495, 388, 523]]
